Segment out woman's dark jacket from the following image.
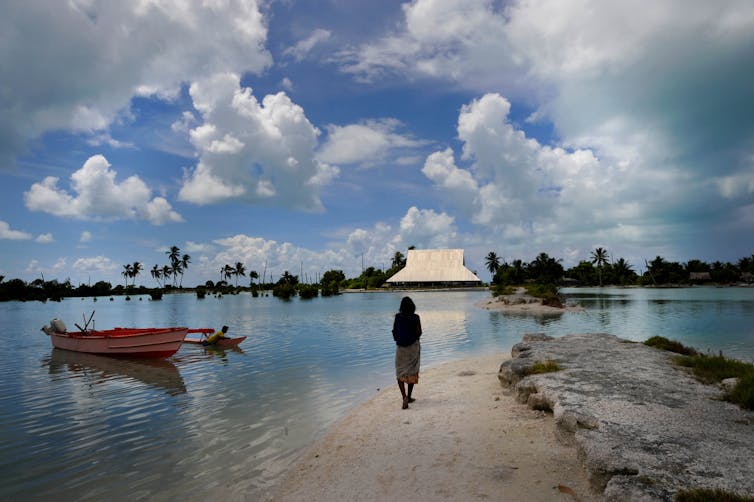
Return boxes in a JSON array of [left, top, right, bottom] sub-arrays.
[[392, 313, 422, 347]]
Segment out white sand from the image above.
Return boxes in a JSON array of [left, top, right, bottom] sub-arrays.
[[273, 353, 597, 501]]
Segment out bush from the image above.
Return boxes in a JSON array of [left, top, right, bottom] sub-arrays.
[[272, 283, 296, 300], [298, 284, 319, 299], [525, 283, 563, 308], [491, 284, 516, 296], [674, 353, 754, 410], [644, 336, 698, 356], [675, 487, 754, 501]]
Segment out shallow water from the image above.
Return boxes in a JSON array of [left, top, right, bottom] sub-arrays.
[[1, 287, 752, 500]]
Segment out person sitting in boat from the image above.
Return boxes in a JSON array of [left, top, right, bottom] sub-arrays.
[[203, 325, 229, 345]]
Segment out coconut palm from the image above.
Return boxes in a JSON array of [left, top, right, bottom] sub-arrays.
[[233, 262, 246, 287], [391, 251, 406, 270], [590, 247, 609, 286], [249, 270, 259, 287], [178, 254, 190, 287], [151, 265, 163, 287], [122, 264, 133, 288], [223, 264, 234, 282], [612, 258, 635, 285], [161, 265, 173, 285], [166, 246, 180, 266], [131, 262, 143, 287], [485, 251, 500, 275]]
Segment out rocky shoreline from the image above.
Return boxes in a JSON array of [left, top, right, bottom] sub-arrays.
[[499, 333, 754, 500]]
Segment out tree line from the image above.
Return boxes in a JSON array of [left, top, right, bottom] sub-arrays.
[[3, 245, 753, 302], [484, 249, 754, 288]]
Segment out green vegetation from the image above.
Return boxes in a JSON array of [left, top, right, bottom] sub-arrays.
[[675, 487, 754, 502], [525, 283, 562, 307], [644, 336, 698, 356], [645, 336, 754, 410], [4, 246, 754, 302], [525, 360, 561, 375]]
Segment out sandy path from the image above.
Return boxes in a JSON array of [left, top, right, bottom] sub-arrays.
[[273, 353, 597, 501]]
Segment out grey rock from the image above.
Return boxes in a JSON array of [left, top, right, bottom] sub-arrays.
[[498, 333, 754, 501]]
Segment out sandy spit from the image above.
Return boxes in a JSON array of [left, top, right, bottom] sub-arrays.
[[272, 353, 597, 501]]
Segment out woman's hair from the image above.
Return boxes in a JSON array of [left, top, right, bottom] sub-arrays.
[[399, 296, 416, 315]]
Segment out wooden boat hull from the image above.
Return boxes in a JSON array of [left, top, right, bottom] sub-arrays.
[[183, 336, 246, 348], [48, 327, 188, 358]]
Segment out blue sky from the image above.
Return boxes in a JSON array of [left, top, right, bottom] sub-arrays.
[[2, 0, 754, 286]]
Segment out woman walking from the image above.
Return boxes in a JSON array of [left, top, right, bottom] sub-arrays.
[[392, 296, 422, 409]]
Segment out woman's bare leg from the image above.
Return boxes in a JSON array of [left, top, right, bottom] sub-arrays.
[[398, 380, 409, 409]]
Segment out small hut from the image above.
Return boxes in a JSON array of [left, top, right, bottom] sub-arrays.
[[386, 249, 481, 288]]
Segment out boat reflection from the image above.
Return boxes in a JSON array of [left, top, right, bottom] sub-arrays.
[[47, 349, 187, 395]]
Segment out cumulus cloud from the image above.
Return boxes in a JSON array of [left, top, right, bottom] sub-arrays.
[[24, 154, 183, 225], [1, 1, 271, 165], [398, 207, 457, 249], [420, 92, 693, 263], [178, 73, 338, 211], [0, 221, 32, 240], [36, 233, 54, 244], [80, 231, 92, 243], [317, 119, 425, 166], [340, 0, 754, 246], [73, 255, 118, 274], [186, 204, 462, 281]]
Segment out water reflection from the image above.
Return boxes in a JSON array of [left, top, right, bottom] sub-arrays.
[[46, 349, 186, 395]]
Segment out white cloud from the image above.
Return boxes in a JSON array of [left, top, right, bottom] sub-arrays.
[[178, 73, 338, 211], [0, 221, 32, 240], [72, 255, 118, 274], [317, 119, 424, 166], [281, 77, 294, 92], [284, 28, 332, 61], [36, 233, 54, 244], [80, 231, 92, 243], [398, 207, 457, 249], [24, 154, 183, 224], [1, 1, 271, 164]]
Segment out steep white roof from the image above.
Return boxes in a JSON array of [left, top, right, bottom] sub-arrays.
[[386, 249, 481, 283]]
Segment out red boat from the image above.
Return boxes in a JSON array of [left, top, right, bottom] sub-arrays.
[[42, 318, 187, 358]]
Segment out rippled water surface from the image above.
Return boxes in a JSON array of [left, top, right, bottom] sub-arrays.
[[1, 287, 752, 500]]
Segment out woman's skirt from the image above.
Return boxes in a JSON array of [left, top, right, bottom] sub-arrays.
[[395, 340, 420, 384]]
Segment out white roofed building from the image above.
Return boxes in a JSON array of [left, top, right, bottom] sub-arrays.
[[386, 249, 481, 287]]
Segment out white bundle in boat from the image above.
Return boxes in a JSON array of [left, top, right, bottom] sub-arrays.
[[50, 318, 67, 333]]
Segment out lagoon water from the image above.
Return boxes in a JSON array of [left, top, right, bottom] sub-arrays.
[[1, 287, 753, 500]]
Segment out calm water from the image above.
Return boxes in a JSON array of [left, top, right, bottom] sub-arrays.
[[1, 287, 752, 500]]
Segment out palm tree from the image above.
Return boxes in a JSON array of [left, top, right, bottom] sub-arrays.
[[171, 262, 183, 287], [249, 270, 259, 287], [151, 265, 163, 287], [612, 258, 634, 285], [122, 264, 133, 288], [162, 265, 173, 286], [166, 246, 180, 266], [165, 246, 181, 286], [179, 254, 190, 288], [485, 251, 500, 275], [223, 264, 234, 283], [234, 262, 246, 287], [590, 247, 609, 286], [391, 251, 406, 270], [131, 261, 143, 287]]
